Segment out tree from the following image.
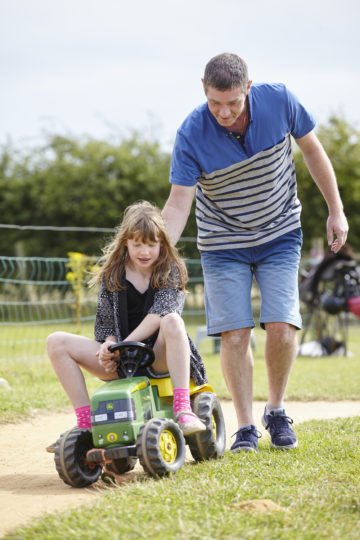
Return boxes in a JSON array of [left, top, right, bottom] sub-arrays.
[[1, 117, 358, 258], [0, 134, 174, 256]]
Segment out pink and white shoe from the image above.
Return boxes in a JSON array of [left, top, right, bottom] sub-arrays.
[[175, 411, 206, 436]]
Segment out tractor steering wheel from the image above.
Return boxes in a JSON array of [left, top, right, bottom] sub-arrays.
[[108, 341, 155, 378]]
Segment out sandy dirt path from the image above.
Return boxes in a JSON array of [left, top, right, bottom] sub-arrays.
[[1, 400, 360, 537]]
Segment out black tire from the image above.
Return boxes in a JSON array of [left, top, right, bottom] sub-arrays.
[[54, 428, 101, 488], [106, 457, 137, 475], [136, 418, 186, 478], [188, 392, 226, 461]]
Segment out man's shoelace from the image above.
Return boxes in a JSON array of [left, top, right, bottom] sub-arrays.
[[265, 414, 293, 431], [232, 427, 262, 439]]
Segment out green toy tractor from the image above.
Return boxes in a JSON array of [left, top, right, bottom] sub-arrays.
[[53, 342, 226, 487]]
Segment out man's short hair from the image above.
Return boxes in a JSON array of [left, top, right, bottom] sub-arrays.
[[203, 53, 249, 92]]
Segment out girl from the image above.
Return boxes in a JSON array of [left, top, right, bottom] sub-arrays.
[[46, 201, 207, 446]]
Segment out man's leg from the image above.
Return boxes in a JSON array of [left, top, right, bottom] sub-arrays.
[[200, 249, 260, 451], [261, 323, 299, 449], [220, 327, 254, 426], [264, 322, 297, 407], [254, 230, 302, 449], [221, 328, 260, 452]]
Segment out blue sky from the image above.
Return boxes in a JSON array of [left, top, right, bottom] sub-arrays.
[[1, 0, 359, 151]]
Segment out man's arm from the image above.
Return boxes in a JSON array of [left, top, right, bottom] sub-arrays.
[[162, 184, 196, 245], [295, 130, 348, 253]]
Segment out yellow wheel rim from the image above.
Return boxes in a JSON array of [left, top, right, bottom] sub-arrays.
[[159, 430, 177, 463], [212, 414, 217, 439]]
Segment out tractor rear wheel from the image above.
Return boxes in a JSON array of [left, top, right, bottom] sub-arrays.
[[54, 428, 101, 488], [188, 392, 226, 461]]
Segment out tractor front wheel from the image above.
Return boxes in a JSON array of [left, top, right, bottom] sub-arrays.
[[136, 418, 186, 477]]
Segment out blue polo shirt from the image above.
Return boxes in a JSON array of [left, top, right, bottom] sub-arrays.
[[170, 83, 315, 250]]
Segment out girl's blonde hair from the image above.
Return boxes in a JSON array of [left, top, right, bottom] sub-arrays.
[[90, 201, 188, 292]]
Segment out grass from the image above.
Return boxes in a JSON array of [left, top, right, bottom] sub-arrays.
[[1, 324, 360, 538], [202, 325, 360, 401], [0, 321, 95, 422], [4, 417, 360, 539], [1, 326, 360, 424], [0, 359, 99, 423], [205, 353, 360, 401], [0, 321, 94, 363]]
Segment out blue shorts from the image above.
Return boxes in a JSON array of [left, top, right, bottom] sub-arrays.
[[200, 229, 303, 335]]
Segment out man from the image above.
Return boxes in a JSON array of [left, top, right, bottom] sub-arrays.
[[162, 53, 348, 452]]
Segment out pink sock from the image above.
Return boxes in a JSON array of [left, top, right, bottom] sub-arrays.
[[75, 405, 91, 429], [173, 388, 194, 424]]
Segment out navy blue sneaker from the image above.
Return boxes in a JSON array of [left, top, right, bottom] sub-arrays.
[[231, 425, 261, 453], [262, 407, 298, 449]]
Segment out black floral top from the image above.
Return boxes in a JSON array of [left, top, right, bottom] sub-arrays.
[[94, 273, 207, 385]]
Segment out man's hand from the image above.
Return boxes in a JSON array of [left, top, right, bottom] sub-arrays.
[[296, 131, 349, 254], [327, 212, 349, 253]]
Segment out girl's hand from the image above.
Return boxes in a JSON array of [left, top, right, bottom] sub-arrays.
[[97, 340, 118, 373]]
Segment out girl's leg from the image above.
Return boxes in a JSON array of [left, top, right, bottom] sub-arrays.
[[46, 331, 117, 427], [152, 314, 205, 435], [152, 313, 190, 387]]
